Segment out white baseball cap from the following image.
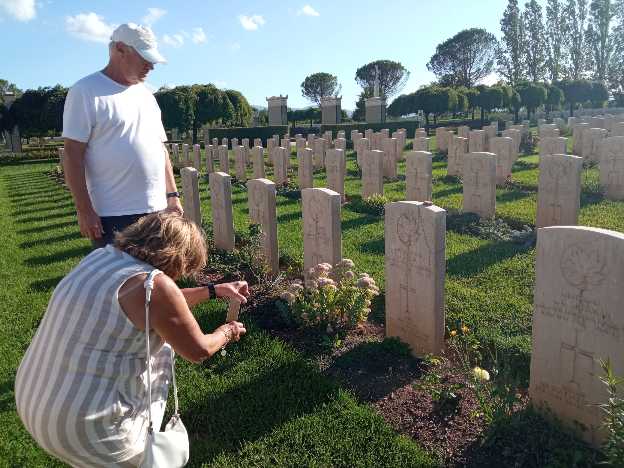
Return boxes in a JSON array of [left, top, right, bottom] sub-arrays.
[[111, 23, 166, 64]]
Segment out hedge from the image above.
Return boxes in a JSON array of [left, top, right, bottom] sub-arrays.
[[319, 121, 421, 140], [203, 125, 289, 146]]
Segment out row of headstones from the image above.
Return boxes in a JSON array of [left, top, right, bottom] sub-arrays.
[[301, 188, 623, 448], [174, 131, 622, 234], [179, 171, 622, 448]]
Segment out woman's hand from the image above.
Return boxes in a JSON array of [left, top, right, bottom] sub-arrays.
[[215, 281, 249, 304], [216, 321, 246, 342]]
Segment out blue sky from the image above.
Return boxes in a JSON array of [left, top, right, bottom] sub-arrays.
[[1, 0, 531, 110]]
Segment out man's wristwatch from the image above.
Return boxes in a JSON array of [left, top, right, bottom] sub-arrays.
[[166, 191, 180, 199]]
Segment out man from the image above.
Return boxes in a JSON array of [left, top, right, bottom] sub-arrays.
[[63, 23, 182, 248]]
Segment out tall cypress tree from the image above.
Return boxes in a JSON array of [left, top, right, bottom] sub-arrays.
[[546, 0, 566, 81], [497, 0, 526, 84], [585, 0, 616, 81], [523, 0, 548, 82], [563, 0, 589, 79]]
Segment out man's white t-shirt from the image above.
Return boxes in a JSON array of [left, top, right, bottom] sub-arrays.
[[62, 71, 168, 217]]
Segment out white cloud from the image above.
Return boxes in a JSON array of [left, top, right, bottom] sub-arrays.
[[191, 27, 206, 44], [299, 5, 319, 16], [238, 14, 264, 31], [215, 80, 227, 88], [230, 42, 240, 51], [142, 7, 166, 25], [162, 33, 184, 47], [0, 0, 36, 21], [65, 12, 115, 43]]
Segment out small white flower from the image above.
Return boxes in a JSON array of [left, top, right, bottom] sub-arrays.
[[357, 277, 373, 288], [317, 277, 336, 287], [326, 324, 334, 333], [472, 366, 490, 381], [338, 258, 355, 268]]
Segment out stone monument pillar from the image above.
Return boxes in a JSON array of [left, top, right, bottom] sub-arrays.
[[365, 97, 386, 124], [266, 95, 288, 126], [321, 96, 341, 125]]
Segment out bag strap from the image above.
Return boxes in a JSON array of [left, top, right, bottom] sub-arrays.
[[144, 269, 179, 435]]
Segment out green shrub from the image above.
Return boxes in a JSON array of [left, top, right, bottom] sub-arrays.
[[320, 121, 421, 140], [599, 359, 624, 467], [205, 125, 288, 146], [277, 259, 380, 333], [350, 194, 390, 216]]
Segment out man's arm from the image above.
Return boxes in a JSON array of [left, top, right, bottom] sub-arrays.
[[164, 144, 183, 214], [64, 138, 103, 241]]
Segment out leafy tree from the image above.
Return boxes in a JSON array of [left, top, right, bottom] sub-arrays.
[[224, 89, 253, 127], [352, 89, 373, 122], [0, 79, 22, 105], [510, 89, 523, 122], [517, 81, 547, 118], [414, 86, 457, 126], [41, 85, 67, 135], [475, 86, 504, 124], [9, 86, 67, 137], [545, 84, 564, 116], [388, 93, 416, 118], [155, 86, 195, 138], [465, 87, 480, 120], [453, 87, 469, 116], [497, 0, 526, 84], [523, 0, 548, 81], [557, 79, 592, 115], [156, 84, 249, 142], [355, 60, 410, 99], [0, 104, 12, 133], [609, 0, 624, 94], [589, 80, 609, 106], [564, 0, 589, 79], [195, 84, 234, 130], [585, 0, 616, 81], [546, 0, 567, 81], [300, 72, 341, 106], [426, 28, 498, 87]]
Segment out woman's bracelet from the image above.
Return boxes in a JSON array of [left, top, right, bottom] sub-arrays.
[[219, 326, 233, 357]]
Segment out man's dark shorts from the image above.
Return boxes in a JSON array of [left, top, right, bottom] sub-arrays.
[[91, 213, 151, 249]]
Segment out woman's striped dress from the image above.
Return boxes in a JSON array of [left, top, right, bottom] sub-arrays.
[[15, 245, 173, 467]]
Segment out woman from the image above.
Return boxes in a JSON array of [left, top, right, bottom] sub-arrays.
[[15, 212, 248, 466]]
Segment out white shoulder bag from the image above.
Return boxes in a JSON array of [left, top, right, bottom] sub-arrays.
[[139, 270, 190, 468]]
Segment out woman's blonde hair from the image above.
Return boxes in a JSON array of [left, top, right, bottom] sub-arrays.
[[114, 212, 207, 279]]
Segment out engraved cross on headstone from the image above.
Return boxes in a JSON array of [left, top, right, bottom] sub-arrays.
[[306, 204, 329, 267], [560, 329, 595, 390]]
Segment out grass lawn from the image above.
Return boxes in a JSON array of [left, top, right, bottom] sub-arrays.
[[0, 159, 435, 467], [1, 132, 619, 466]]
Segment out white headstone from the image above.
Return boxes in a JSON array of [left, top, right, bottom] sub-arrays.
[[181, 167, 201, 226], [326, 149, 346, 202], [298, 148, 314, 189], [361, 149, 384, 198], [251, 146, 265, 179], [530, 226, 624, 447], [536, 154, 583, 228], [385, 201, 446, 357], [209, 172, 235, 251], [600, 136, 624, 200], [462, 152, 497, 219], [247, 178, 279, 275], [302, 188, 342, 272], [405, 151, 432, 202]]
